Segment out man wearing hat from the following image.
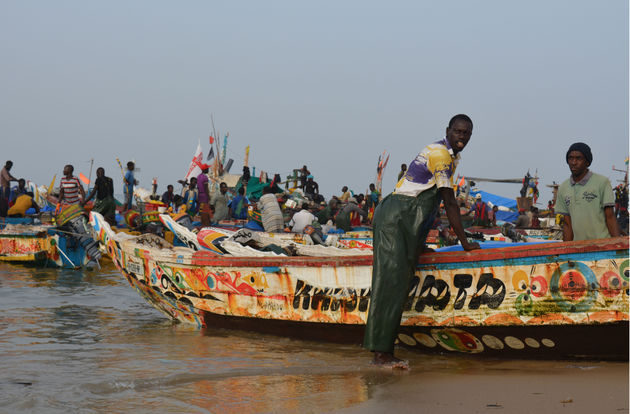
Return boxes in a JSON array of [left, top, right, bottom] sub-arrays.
[[555, 142, 619, 241], [469, 193, 490, 226]]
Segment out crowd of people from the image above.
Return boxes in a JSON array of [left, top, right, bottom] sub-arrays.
[[2, 152, 628, 242]]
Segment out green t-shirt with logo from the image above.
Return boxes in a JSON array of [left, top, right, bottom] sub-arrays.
[[555, 171, 615, 241]]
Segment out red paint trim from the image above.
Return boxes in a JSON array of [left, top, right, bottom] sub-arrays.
[[191, 251, 373, 268], [419, 237, 629, 265], [177, 237, 629, 268]]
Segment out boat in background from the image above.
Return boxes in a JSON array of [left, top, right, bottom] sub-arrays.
[[90, 211, 629, 360], [0, 205, 103, 269]]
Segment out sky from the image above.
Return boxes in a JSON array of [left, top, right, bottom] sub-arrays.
[[1, 0, 628, 204]]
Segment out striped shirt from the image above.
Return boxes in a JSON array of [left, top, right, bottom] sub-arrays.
[[394, 138, 460, 197], [258, 193, 284, 233], [60, 176, 83, 205]]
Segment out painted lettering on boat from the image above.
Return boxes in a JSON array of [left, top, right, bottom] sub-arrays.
[[292, 280, 370, 313], [405, 273, 506, 312]]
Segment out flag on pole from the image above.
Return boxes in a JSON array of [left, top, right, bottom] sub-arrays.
[[79, 173, 90, 186], [458, 176, 465, 187], [47, 174, 56, 195], [185, 141, 203, 181], [207, 146, 214, 161]]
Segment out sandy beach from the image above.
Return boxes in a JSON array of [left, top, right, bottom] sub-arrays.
[[334, 353, 629, 414]]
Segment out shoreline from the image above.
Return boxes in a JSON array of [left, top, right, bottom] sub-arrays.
[[333, 356, 629, 414]]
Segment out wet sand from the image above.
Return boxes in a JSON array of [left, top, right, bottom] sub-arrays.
[[335, 354, 629, 414]]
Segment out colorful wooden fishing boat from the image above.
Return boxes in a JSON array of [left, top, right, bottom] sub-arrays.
[[0, 213, 103, 269], [90, 211, 629, 360]]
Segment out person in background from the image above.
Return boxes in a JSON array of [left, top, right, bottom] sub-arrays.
[[7, 191, 39, 217], [335, 196, 367, 231], [182, 177, 198, 216], [488, 205, 499, 227], [617, 207, 629, 236], [397, 163, 407, 181], [210, 182, 231, 223], [316, 198, 338, 225], [1, 161, 18, 201], [364, 114, 480, 368], [197, 165, 212, 226], [83, 167, 116, 225], [304, 175, 320, 201], [229, 187, 249, 220], [258, 185, 284, 232], [469, 193, 490, 226], [366, 183, 380, 209], [59, 165, 85, 206], [123, 161, 138, 211], [287, 202, 317, 233], [13, 178, 28, 200], [514, 209, 530, 228], [339, 186, 351, 203], [530, 207, 540, 228], [299, 165, 310, 191], [161, 184, 175, 207], [555, 142, 620, 241]]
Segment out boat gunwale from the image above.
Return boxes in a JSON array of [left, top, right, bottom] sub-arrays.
[[419, 236, 628, 265], [133, 237, 628, 268]]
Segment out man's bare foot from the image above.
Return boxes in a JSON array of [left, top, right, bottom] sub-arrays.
[[371, 352, 409, 369]]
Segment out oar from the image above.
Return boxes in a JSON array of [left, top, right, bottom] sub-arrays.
[[55, 244, 77, 269]]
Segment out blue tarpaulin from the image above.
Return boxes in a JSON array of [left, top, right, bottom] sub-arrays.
[[470, 190, 519, 223], [496, 210, 519, 222], [470, 190, 517, 210]]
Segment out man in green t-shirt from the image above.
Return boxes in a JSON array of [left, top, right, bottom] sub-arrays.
[[555, 142, 620, 241]]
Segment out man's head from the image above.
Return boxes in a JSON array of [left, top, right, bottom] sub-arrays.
[[18, 178, 26, 188], [369, 183, 376, 191], [401, 163, 407, 171], [63, 165, 74, 176], [342, 186, 348, 193], [96, 167, 105, 178], [307, 175, 314, 181], [238, 187, 245, 196], [446, 114, 473, 154], [492, 205, 498, 212], [5, 161, 12, 170], [566, 142, 592, 179], [167, 184, 174, 193], [262, 185, 272, 195], [190, 177, 197, 187], [219, 182, 228, 194], [127, 161, 135, 171], [475, 193, 482, 201]]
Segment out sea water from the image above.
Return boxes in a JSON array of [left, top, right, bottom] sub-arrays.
[[0, 263, 627, 413]]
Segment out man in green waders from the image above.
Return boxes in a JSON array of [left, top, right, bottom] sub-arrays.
[[364, 114, 481, 368]]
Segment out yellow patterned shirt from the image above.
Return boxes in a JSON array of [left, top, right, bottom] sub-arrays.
[[394, 138, 459, 197]]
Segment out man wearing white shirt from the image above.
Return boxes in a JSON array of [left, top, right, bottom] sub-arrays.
[[288, 204, 316, 233]]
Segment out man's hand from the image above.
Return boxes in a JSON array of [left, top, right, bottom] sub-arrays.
[[462, 241, 481, 251]]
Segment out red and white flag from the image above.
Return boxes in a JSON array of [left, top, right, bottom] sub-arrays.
[[185, 141, 203, 181]]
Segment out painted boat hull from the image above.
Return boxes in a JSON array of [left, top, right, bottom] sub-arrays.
[[0, 228, 94, 268], [91, 212, 628, 360]]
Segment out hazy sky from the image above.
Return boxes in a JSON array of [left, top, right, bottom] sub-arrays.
[[2, 1, 628, 204]]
